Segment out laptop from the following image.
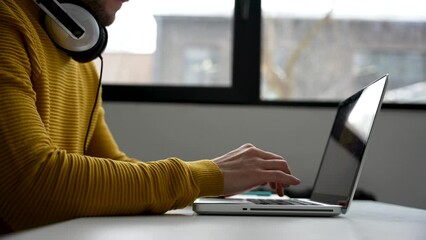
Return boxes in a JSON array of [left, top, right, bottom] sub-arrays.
[[193, 74, 388, 217]]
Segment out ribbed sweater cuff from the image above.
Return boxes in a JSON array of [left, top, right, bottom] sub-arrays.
[[187, 160, 224, 197]]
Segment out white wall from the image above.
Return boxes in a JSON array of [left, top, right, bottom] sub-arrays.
[[103, 102, 426, 209]]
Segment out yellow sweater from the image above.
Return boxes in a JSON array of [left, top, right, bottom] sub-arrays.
[[0, 0, 223, 232]]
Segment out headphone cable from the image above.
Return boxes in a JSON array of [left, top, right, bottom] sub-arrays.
[[83, 55, 103, 155]]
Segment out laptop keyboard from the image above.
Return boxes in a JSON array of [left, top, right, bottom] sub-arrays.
[[247, 198, 319, 206]]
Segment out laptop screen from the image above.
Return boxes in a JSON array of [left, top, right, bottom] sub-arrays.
[[310, 75, 387, 210]]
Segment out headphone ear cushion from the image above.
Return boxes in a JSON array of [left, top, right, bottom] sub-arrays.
[[42, 0, 108, 63], [69, 25, 108, 63]]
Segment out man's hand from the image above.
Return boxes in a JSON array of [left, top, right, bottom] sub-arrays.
[[213, 143, 301, 197]]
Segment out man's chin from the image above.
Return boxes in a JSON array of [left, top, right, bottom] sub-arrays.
[[100, 14, 116, 27]]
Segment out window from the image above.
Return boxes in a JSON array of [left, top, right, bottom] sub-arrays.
[[261, 0, 426, 105], [102, 0, 426, 108], [101, 0, 233, 87], [354, 51, 426, 102], [183, 46, 220, 86]]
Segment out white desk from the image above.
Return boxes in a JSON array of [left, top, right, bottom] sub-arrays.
[[1, 201, 425, 240]]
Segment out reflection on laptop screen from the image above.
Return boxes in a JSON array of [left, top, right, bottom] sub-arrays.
[[310, 76, 387, 208]]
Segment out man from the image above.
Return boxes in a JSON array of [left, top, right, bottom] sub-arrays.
[[0, 0, 300, 233]]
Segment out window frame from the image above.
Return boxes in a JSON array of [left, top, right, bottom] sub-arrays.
[[102, 0, 426, 110]]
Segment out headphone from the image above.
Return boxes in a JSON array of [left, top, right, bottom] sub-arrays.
[[34, 0, 108, 63]]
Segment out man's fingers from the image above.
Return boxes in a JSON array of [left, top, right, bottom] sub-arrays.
[[245, 145, 294, 176], [216, 143, 301, 197], [238, 144, 284, 160], [236, 143, 286, 161], [257, 159, 292, 175], [275, 183, 284, 196], [269, 182, 290, 196], [260, 170, 301, 186], [219, 143, 260, 161], [219, 144, 288, 166]]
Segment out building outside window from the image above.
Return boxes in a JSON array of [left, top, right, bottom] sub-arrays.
[[100, 0, 426, 105]]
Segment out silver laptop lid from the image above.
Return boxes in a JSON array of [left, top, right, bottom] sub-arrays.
[[310, 75, 388, 213]]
